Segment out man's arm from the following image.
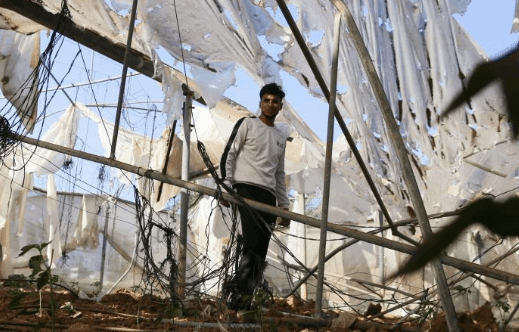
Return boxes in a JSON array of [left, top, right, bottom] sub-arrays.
[[220, 119, 248, 206], [275, 146, 290, 227]]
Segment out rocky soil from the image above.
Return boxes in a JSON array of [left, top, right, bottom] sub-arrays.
[[0, 279, 506, 332]]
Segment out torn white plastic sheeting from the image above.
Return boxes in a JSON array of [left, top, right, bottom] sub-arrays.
[[140, 0, 288, 107], [289, 0, 513, 219], [15, 171, 32, 238], [4, 190, 171, 295], [45, 174, 62, 268], [67, 195, 100, 251], [77, 103, 180, 209], [26, 0, 149, 55], [3, 0, 512, 220], [0, 164, 32, 277], [513, 0, 519, 33], [188, 193, 230, 295], [24, 103, 79, 175], [0, 29, 39, 132], [1, 0, 285, 110], [79, 103, 223, 210], [0, 8, 46, 34], [155, 63, 186, 123], [76, 100, 326, 210]]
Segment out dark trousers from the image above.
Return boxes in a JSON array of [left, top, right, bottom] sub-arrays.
[[233, 183, 276, 297]]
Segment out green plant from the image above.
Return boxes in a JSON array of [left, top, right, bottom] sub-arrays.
[[17, 241, 57, 330], [161, 299, 183, 318], [453, 285, 472, 295], [494, 299, 512, 331], [414, 300, 437, 325], [153, 301, 183, 326], [19, 242, 52, 289]]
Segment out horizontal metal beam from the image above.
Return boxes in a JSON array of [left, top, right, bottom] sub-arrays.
[[0, 0, 155, 79], [0, 0, 209, 105], [9, 131, 519, 286]]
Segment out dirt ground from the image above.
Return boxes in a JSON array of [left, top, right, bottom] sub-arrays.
[[0, 278, 506, 332]]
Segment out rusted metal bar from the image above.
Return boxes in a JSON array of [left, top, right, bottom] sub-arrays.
[[110, 0, 139, 159], [329, 2, 459, 330], [315, 12, 342, 315], [8, 132, 519, 285]]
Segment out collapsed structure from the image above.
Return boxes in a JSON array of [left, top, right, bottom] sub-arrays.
[[1, 0, 519, 327]]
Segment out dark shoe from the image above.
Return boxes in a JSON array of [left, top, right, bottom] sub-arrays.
[[228, 292, 252, 311], [251, 279, 273, 308], [222, 281, 249, 311]]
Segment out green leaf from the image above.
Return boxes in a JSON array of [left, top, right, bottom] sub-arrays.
[[28, 256, 43, 277], [39, 241, 52, 251], [18, 244, 40, 257], [37, 271, 50, 290]]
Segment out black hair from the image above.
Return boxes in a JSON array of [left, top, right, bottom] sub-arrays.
[[259, 83, 285, 100]]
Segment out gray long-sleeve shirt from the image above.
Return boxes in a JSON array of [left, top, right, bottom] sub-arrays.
[[224, 117, 289, 208]]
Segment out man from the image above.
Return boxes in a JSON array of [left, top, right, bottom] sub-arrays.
[[221, 83, 290, 311]]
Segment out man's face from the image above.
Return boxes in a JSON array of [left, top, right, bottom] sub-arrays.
[[260, 93, 283, 118]]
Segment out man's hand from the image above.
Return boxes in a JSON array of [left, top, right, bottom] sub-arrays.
[[277, 208, 290, 227], [278, 218, 290, 228], [219, 199, 231, 208]]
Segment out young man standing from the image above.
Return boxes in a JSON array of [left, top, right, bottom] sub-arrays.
[[221, 83, 290, 311]]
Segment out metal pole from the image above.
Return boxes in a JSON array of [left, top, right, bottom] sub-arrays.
[[178, 84, 193, 298], [292, 192, 308, 300], [315, 12, 341, 316], [301, 193, 308, 300], [157, 120, 178, 202], [10, 133, 519, 285], [109, 0, 139, 160], [329, 2, 460, 331], [377, 210, 385, 298], [97, 199, 112, 294], [273, 0, 415, 246], [374, 245, 519, 320]]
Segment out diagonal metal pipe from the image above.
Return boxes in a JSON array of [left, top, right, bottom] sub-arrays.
[[315, 12, 342, 315], [274, 1, 458, 329], [328, 2, 459, 330], [273, 0, 416, 246], [110, 0, 140, 160], [8, 132, 519, 286]]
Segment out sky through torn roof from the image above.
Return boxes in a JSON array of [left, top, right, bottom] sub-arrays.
[[226, 0, 518, 142]]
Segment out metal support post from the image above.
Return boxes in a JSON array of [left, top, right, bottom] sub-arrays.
[[10, 133, 519, 285], [328, 2, 460, 331], [273, 0, 417, 246], [178, 84, 193, 298], [301, 194, 308, 300], [377, 210, 385, 298], [109, 0, 139, 159], [292, 192, 308, 300], [98, 198, 113, 294], [315, 12, 341, 316]]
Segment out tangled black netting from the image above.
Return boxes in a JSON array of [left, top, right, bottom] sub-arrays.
[[196, 141, 241, 282], [134, 185, 180, 303], [0, 0, 71, 161], [197, 137, 358, 310], [133, 181, 238, 305]]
